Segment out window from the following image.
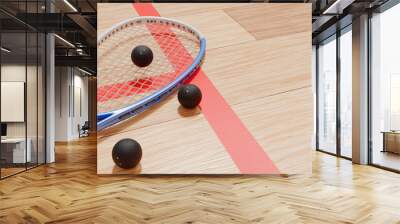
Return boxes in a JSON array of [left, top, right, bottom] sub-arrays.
[[370, 2, 400, 171], [316, 25, 353, 159], [317, 35, 337, 154], [390, 74, 400, 130], [339, 27, 352, 158]]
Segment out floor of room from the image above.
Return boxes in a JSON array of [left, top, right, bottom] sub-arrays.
[[0, 136, 399, 223], [1, 162, 43, 178], [373, 150, 400, 171], [0, 167, 25, 178]]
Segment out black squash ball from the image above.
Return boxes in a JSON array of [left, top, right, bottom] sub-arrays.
[[131, 45, 153, 67], [178, 84, 202, 109], [112, 138, 142, 169]]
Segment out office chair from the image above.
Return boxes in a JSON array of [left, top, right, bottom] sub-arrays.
[[79, 121, 90, 138]]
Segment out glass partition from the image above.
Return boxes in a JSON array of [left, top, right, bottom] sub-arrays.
[[27, 30, 38, 169], [26, 0, 43, 170], [38, 32, 45, 165], [0, 1, 46, 179], [0, 31, 28, 178]]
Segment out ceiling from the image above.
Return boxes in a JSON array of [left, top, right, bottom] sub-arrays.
[[0, 0, 97, 74]]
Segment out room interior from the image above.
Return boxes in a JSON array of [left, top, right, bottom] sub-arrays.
[[0, 0, 96, 178], [314, 1, 400, 172], [0, 28, 46, 177]]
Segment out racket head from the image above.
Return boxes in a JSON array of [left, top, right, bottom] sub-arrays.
[[97, 16, 206, 130]]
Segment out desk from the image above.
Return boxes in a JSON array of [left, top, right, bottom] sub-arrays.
[[382, 131, 400, 154], [1, 138, 31, 163]]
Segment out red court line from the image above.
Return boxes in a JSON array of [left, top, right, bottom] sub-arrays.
[[133, 3, 279, 174], [98, 17, 195, 102], [98, 72, 175, 102]]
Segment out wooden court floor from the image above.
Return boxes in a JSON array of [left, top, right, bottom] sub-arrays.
[[0, 136, 400, 223], [97, 3, 312, 175]]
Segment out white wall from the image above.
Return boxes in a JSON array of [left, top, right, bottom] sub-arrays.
[[1, 65, 25, 81], [0, 65, 41, 138], [1, 65, 26, 138], [54, 67, 89, 141], [70, 72, 89, 138], [55, 66, 69, 141], [1, 82, 25, 122]]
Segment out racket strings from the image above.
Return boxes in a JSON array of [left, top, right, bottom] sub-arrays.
[[98, 21, 200, 114]]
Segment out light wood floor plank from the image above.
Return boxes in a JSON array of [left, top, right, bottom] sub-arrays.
[[1, 137, 400, 223], [224, 3, 311, 40]]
